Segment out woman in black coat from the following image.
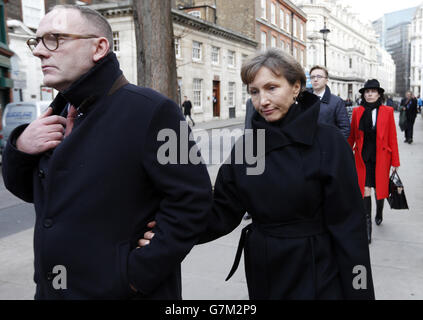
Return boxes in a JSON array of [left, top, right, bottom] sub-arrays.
[[140, 49, 374, 300]]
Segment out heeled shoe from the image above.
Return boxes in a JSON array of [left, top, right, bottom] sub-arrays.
[[375, 199, 384, 226]]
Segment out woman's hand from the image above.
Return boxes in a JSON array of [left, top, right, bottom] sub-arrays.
[[392, 166, 399, 173], [136, 221, 156, 248]]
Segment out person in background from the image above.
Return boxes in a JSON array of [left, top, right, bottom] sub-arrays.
[[417, 95, 422, 113], [401, 91, 417, 144], [139, 48, 375, 300], [182, 95, 195, 126], [348, 79, 400, 244], [309, 65, 350, 140]]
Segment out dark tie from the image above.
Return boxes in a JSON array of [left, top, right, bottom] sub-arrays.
[[64, 105, 77, 137]]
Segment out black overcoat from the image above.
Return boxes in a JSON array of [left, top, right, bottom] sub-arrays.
[[2, 53, 212, 299], [200, 92, 375, 300]]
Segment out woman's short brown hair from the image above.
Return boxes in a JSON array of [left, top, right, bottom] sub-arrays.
[[241, 48, 306, 92]]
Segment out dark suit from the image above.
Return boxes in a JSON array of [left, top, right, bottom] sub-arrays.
[[401, 97, 418, 142], [2, 53, 212, 299]]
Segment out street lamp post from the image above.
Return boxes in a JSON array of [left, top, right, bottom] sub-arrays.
[[319, 23, 330, 67]]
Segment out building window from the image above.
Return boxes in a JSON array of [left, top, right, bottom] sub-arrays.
[[293, 46, 297, 60], [193, 79, 202, 107], [228, 82, 236, 106], [261, 0, 267, 19], [261, 31, 267, 49], [293, 18, 297, 38], [228, 50, 236, 67], [349, 58, 352, 68], [211, 46, 220, 64], [280, 9, 284, 30], [113, 31, 120, 52], [420, 44, 422, 64], [242, 54, 248, 65], [286, 12, 290, 32], [271, 3, 276, 25], [300, 49, 304, 66], [175, 37, 181, 58], [192, 41, 202, 61], [300, 24, 304, 41], [286, 42, 290, 53], [188, 10, 201, 18], [271, 35, 277, 48]]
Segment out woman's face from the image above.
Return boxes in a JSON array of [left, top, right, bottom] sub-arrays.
[[249, 67, 301, 122], [364, 89, 380, 103]]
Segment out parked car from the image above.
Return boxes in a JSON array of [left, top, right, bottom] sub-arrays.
[[0, 101, 52, 156]]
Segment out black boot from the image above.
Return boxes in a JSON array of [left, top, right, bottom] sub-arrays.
[[363, 197, 372, 244], [375, 199, 384, 226]]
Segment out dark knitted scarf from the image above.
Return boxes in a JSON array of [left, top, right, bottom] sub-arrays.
[[359, 98, 382, 134]]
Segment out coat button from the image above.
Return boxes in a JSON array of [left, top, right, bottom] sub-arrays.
[[43, 218, 53, 228], [46, 271, 54, 281], [38, 169, 45, 179]]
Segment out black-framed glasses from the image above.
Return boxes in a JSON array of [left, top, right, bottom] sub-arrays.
[[26, 33, 99, 52], [310, 75, 327, 80]]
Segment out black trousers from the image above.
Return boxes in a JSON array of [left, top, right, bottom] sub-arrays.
[[405, 118, 416, 141]]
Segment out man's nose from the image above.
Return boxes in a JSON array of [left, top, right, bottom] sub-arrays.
[[32, 41, 50, 58]]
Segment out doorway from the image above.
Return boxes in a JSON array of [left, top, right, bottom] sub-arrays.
[[213, 81, 220, 117]]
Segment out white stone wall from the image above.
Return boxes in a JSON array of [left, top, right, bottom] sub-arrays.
[[106, 15, 137, 85], [173, 23, 255, 122], [296, 0, 396, 98], [8, 20, 49, 102]]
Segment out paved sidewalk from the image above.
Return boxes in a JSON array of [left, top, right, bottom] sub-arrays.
[[1, 113, 423, 299]]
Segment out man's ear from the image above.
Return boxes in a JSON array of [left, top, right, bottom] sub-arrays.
[[93, 37, 110, 62]]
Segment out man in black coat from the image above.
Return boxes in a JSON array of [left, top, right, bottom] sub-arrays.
[[1, 5, 212, 299], [309, 66, 351, 139], [401, 90, 418, 144]]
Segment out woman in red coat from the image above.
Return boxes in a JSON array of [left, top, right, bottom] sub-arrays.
[[348, 79, 400, 244]]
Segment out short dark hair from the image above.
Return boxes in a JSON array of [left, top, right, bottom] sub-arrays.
[[309, 65, 329, 78], [241, 48, 306, 93], [51, 5, 113, 52]]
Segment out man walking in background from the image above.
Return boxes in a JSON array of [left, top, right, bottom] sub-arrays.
[[309, 65, 350, 140]]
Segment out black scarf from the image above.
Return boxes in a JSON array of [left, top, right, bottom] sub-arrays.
[[359, 98, 382, 134]]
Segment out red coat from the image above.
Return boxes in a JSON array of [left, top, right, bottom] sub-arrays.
[[348, 105, 400, 199]]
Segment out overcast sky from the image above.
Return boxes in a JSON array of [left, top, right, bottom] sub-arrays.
[[341, 0, 423, 22]]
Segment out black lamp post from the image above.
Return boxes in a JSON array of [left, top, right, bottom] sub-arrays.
[[319, 23, 330, 67]]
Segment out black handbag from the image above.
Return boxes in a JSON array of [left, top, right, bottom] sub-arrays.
[[399, 109, 407, 132], [388, 171, 409, 210]]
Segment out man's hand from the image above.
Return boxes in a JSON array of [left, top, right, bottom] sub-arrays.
[[137, 221, 156, 248], [16, 107, 67, 154]]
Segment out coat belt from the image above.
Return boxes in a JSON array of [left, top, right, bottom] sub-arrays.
[[225, 218, 327, 281]]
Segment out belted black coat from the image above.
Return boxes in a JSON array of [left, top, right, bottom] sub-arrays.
[[200, 92, 375, 300], [2, 53, 212, 299]]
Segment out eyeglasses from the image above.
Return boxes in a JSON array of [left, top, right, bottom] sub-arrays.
[[27, 33, 99, 52], [310, 75, 327, 80]]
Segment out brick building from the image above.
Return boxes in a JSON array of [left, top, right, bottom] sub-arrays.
[[175, 0, 308, 67]]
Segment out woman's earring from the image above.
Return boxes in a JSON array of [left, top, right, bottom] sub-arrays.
[[293, 96, 298, 104]]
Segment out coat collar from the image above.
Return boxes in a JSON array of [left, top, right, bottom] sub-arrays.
[[320, 85, 332, 104], [251, 91, 320, 153], [50, 52, 123, 116]]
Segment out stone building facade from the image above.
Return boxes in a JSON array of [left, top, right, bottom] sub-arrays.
[[410, 4, 423, 98], [90, 1, 257, 123], [296, 0, 396, 100]]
